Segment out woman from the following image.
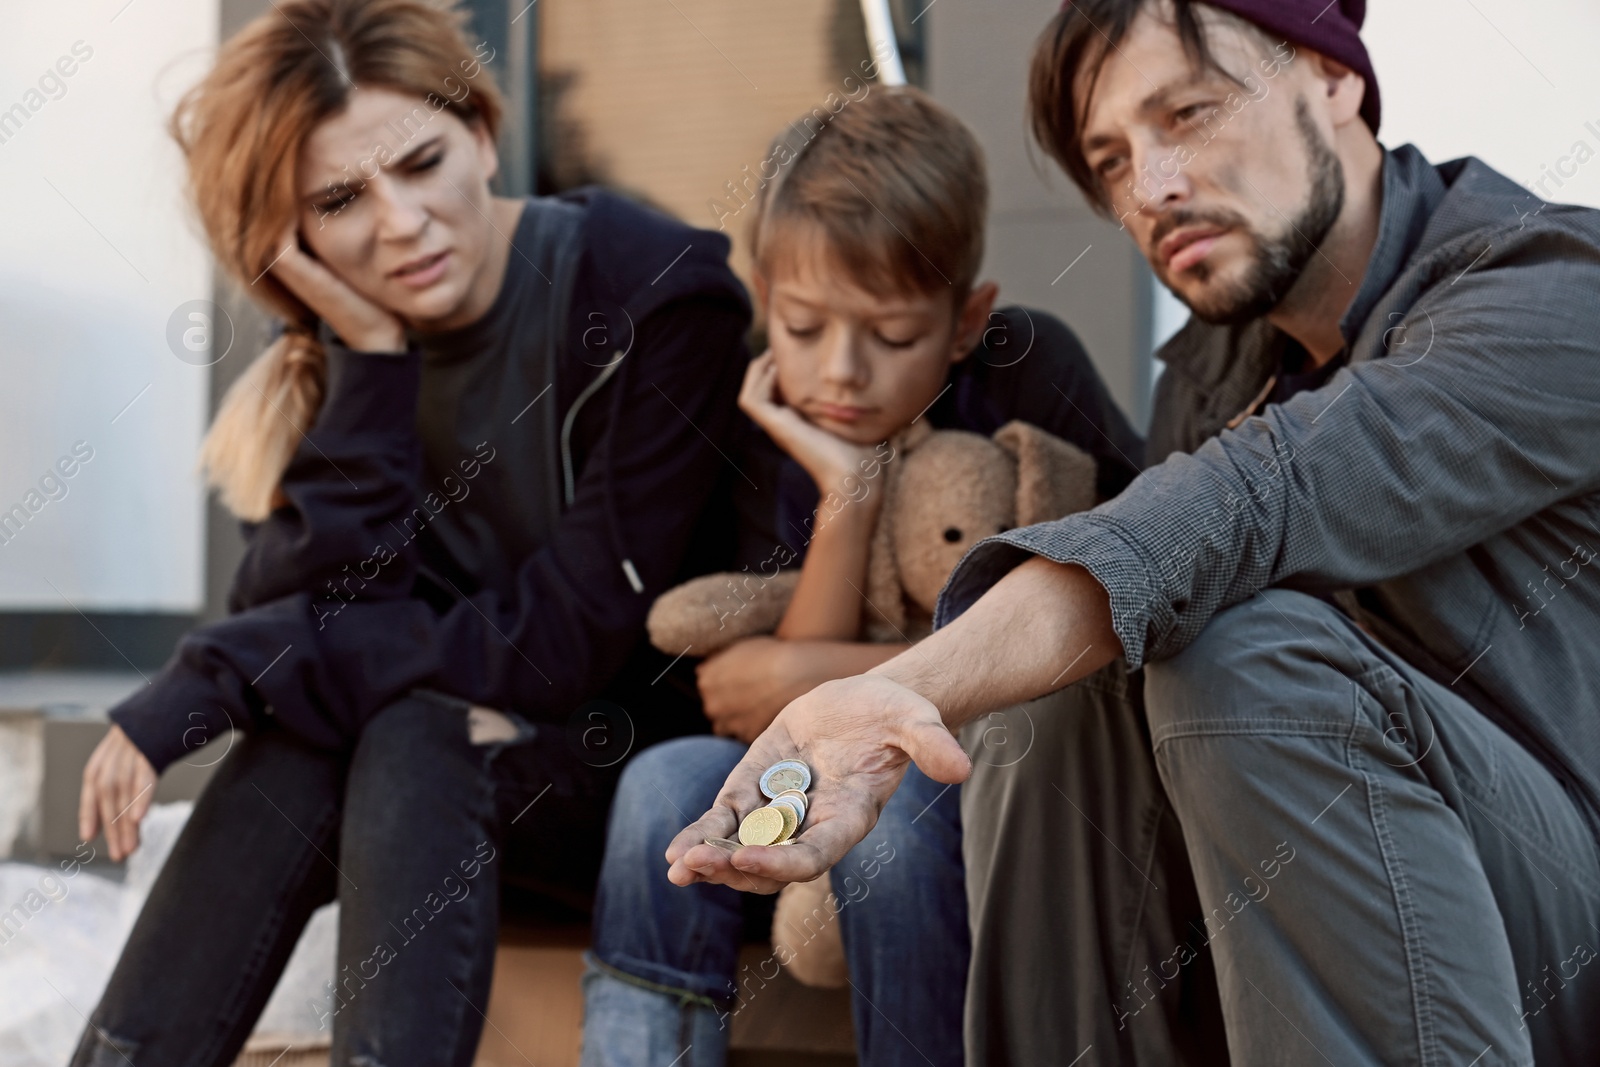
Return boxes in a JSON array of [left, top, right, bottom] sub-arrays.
[[70, 1, 748, 1063]]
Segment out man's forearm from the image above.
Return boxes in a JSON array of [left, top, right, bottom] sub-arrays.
[[866, 556, 1122, 731]]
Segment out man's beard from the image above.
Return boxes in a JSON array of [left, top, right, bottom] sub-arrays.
[[1155, 97, 1346, 326]]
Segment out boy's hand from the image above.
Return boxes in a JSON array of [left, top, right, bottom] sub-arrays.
[[79, 725, 158, 862], [739, 352, 882, 501], [697, 639, 913, 743], [697, 636, 801, 742], [666, 674, 971, 893]]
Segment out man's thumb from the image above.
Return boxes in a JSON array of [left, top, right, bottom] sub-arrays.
[[897, 717, 972, 785]]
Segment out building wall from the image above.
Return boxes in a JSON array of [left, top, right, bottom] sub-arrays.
[[1365, 0, 1600, 210], [0, 0, 216, 613], [539, 0, 871, 283], [924, 1, 1155, 430]]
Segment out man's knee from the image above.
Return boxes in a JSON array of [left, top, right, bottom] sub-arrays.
[[1143, 589, 1367, 740]]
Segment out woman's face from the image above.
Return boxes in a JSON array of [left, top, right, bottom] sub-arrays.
[[294, 87, 505, 332]]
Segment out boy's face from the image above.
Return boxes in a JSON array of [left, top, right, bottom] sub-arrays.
[[761, 251, 995, 446]]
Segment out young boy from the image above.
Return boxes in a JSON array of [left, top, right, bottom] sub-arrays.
[[579, 86, 1143, 1067]]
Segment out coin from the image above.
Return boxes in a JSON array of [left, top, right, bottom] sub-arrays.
[[770, 794, 806, 826], [760, 759, 812, 798], [738, 806, 786, 846], [702, 836, 742, 852], [771, 800, 798, 842]]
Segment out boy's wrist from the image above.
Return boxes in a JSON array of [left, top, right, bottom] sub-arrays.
[[804, 454, 890, 512], [809, 481, 884, 536]]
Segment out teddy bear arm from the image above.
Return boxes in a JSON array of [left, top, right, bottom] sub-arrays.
[[645, 569, 802, 655]]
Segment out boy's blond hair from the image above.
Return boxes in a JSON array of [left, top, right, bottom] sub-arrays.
[[750, 85, 989, 305]]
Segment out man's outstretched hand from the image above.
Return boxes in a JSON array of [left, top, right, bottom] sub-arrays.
[[666, 673, 971, 894]]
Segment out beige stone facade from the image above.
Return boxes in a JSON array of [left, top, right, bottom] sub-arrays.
[[540, 0, 872, 281]]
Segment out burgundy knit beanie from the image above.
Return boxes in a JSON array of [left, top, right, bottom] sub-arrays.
[[1062, 0, 1381, 133]]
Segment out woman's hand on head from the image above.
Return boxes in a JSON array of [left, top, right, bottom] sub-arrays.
[[269, 220, 408, 353], [79, 725, 158, 863], [739, 352, 882, 501]]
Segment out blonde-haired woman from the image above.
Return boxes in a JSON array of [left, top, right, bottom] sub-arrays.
[[71, 1, 749, 1062]]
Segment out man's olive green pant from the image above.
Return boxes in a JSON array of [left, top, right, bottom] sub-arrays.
[[958, 589, 1600, 1067]]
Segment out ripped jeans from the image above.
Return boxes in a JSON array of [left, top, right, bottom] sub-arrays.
[[69, 689, 625, 1067]]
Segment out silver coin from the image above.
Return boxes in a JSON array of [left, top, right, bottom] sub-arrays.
[[760, 759, 812, 798], [772, 788, 809, 817], [702, 836, 742, 852], [770, 794, 806, 825]]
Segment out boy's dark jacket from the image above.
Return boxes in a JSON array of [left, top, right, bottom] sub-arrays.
[[111, 189, 751, 772]]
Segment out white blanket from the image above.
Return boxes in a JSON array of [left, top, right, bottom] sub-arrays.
[[0, 802, 337, 1063]]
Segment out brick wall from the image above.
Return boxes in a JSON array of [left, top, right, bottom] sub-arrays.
[[540, 0, 870, 282]]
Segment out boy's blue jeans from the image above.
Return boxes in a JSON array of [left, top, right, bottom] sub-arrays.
[[581, 735, 966, 1067]]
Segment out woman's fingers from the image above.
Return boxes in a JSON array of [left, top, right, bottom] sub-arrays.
[[77, 742, 103, 843], [119, 745, 158, 858], [265, 221, 405, 352], [267, 222, 314, 300], [95, 752, 126, 860], [83, 727, 157, 862]]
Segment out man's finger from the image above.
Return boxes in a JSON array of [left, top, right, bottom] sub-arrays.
[[670, 842, 786, 894], [665, 805, 738, 867], [726, 838, 834, 885]]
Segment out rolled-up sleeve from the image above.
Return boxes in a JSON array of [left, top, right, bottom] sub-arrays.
[[935, 230, 1600, 669]]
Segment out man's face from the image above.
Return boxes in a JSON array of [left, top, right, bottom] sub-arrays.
[[1077, 9, 1344, 324]]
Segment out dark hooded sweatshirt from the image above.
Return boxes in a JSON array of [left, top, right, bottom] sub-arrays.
[[111, 188, 751, 773]]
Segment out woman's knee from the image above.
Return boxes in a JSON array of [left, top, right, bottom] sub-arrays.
[[354, 693, 470, 762]]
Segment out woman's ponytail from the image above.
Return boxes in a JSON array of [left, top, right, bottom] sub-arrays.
[[199, 326, 326, 521]]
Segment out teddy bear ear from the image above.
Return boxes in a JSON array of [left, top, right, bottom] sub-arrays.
[[992, 420, 1099, 526]]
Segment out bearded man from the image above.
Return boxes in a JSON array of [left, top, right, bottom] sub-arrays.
[[671, 2, 1600, 1064]]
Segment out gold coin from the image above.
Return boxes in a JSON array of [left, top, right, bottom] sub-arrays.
[[771, 800, 798, 842], [770, 794, 806, 827], [738, 806, 786, 846]]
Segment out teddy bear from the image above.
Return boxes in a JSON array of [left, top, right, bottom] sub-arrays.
[[647, 418, 1099, 654], [645, 417, 1101, 987]]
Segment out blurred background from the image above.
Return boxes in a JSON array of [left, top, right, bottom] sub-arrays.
[[2, 0, 1599, 1063]]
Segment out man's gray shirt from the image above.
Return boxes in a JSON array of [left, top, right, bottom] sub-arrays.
[[937, 144, 1600, 839]]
